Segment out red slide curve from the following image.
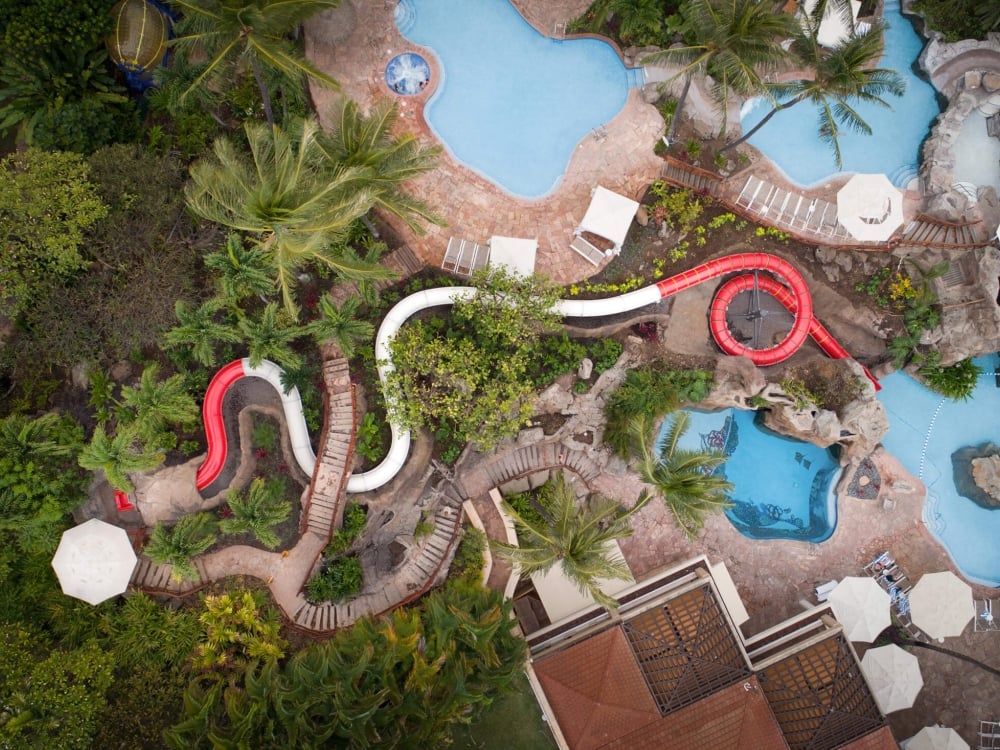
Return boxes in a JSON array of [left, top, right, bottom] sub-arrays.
[[656, 252, 879, 389], [195, 360, 247, 491]]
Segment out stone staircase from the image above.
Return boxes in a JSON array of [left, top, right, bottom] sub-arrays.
[[457, 443, 603, 500], [301, 359, 356, 538], [899, 214, 988, 248], [289, 485, 465, 633], [659, 155, 723, 196]]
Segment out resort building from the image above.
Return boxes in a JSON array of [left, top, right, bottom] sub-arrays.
[[524, 556, 900, 750]]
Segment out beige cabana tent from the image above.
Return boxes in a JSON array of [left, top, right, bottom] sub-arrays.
[[574, 186, 640, 256]]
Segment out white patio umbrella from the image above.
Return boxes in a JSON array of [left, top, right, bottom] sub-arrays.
[[827, 576, 892, 642], [51, 518, 137, 605], [906, 726, 969, 750], [836, 173, 904, 242], [908, 571, 974, 642], [860, 644, 923, 713]]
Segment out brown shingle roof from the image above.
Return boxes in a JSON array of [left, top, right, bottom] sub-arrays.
[[533, 627, 661, 750], [603, 676, 789, 750]]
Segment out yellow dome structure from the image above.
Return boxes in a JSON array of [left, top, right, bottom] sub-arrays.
[[107, 0, 169, 81]]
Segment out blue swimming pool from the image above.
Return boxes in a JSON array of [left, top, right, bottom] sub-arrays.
[[394, 0, 638, 198], [662, 409, 842, 542], [740, 0, 941, 187], [878, 356, 1000, 587]]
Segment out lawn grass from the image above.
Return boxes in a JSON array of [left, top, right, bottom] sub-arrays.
[[449, 672, 557, 750]]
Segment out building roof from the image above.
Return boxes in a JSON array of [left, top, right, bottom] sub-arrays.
[[534, 627, 661, 750], [603, 677, 789, 750]]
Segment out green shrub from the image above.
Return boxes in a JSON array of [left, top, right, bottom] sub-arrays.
[[587, 338, 622, 374], [252, 416, 279, 454], [324, 501, 367, 556], [306, 556, 363, 603], [530, 333, 587, 387], [449, 526, 487, 584], [918, 357, 981, 401], [779, 378, 822, 410], [604, 366, 714, 457]]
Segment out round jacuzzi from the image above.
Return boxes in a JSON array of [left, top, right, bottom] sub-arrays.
[[385, 52, 430, 96]]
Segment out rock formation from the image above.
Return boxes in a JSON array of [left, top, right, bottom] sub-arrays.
[[972, 454, 1000, 500]]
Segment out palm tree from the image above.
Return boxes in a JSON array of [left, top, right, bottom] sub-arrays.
[[631, 413, 734, 539], [321, 99, 443, 234], [163, 299, 242, 367], [305, 294, 373, 358], [642, 0, 798, 140], [0, 413, 76, 464], [721, 20, 906, 168], [203, 234, 276, 304], [219, 477, 291, 549], [144, 512, 218, 583], [117, 364, 200, 446], [491, 473, 651, 610], [186, 117, 392, 316], [168, 0, 341, 127], [78, 426, 165, 492], [237, 302, 305, 370]]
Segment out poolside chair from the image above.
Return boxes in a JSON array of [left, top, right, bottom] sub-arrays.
[[736, 175, 764, 208], [979, 719, 1000, 749]]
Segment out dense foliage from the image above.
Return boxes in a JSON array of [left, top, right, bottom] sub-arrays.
[[913, 0, 1000, 41], [166, 581, 526, 749], [385, 267, 566, 455]]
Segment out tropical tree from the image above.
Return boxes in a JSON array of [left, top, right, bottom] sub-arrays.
[[321, 99, 443, 233], [610, 0, 663, 45], [163, 299, 242, 368], [167, 0, 341, 127], [203, 234, 276, 305], [631, 412, 734, 539], [144, 513, 218, 583], [190, 590, 286, 673], [0, 149, 108, 315], [219, 477, 291, 549], [166, 581, 525, 748], [385, 267, 564, 453], [185, 117, 392, 315], [77, 425, 165, 493], [642, 0, 798, 140], [238, 302, 306, 370], [116, 364, 200, 447], [305, 293, 374, 358], [492, 473, 651, 610], [0, 414, 86, 548], [721, 20, 906, 168]]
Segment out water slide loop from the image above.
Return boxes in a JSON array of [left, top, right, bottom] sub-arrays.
[[197, 253, 877, 493]]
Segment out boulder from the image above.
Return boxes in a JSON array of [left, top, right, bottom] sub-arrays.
[[701, 356, 768, 410], [972, 455, 1000, 500], [133, 456, 211, 525], [762, 406, 842, 449], [578, 357, 594, 380]]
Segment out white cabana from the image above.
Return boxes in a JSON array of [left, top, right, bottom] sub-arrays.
[[51, 518, 137, 605], [836, 173, 905, 242], [488, 235, 537, 277], [575, 186, 640, 255], [800, 0, 862, 48], [860, 644, 923, 714]]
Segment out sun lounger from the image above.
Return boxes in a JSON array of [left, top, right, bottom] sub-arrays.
[[570, 234, 606, 266], [737, 175, 765, 208], [815, 579, 838, 602]]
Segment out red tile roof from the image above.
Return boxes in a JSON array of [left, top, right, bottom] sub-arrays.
[[603, 676, 789, 750], [533, 627, 661, 750]]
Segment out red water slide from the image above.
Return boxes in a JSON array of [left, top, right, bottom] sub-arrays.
[[656, 252, 879, 388], [195, 359, 246, 491]]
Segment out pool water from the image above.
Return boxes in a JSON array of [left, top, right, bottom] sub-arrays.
[[740, 0, 941, 187], [394, 0, 637, 198], [661, 409, 842, 542], [877, 356, 1000, 587]]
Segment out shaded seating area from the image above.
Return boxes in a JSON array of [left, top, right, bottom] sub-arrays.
[[441, 236, 489, 277], [864, 552, 929, 641], [735, 175, 850, 239], [571, 185, 640, 266]]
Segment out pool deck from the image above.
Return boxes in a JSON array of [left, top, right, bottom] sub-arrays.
[[304, 0, 664, 285], [303, 3, 999, 745]]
